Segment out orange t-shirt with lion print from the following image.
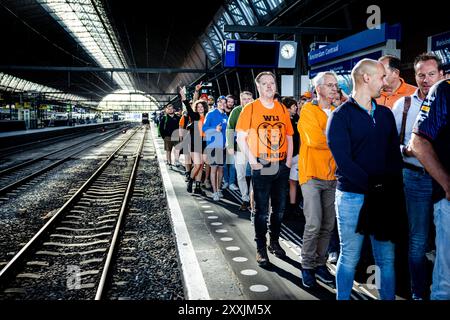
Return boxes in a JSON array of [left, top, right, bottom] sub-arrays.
[[236, 99, 293, 162]]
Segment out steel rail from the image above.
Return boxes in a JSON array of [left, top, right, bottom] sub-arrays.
[[0, 127, 126, 196], [95, 126, 146, 299], [0, 128, 123, 176], [0, 127, 141, 283]]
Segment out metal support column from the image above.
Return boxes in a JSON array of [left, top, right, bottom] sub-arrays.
[[215, 79, 222, 96], [251, 69, 257, 97], [236, 71, 242, 93], [224, 74, 231, 95], [293, 33, 302, 99]]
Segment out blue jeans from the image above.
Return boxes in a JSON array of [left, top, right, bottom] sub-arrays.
[[335, 190, 396, 300], [246, 163, 251, 176], [252, 162, 290, 248], [223, 153, 237, 185], [431, 199, 450, 300], [403, 168, 433, 299]]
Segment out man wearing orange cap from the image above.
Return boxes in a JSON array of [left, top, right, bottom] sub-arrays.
[[300, 91, 312, 108]]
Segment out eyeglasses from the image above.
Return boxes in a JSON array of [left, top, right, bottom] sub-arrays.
[[322, 83, 339, 89]]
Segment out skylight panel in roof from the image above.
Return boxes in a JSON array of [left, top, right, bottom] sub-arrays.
[[37, 0, 134, 90], [0, 73, 90, 105], [266, 0, 285, 10], [237, 0, 257, 25], [252, 0, 269, 17], [228, 2, 248, 26], [201, 38, 219, 64]]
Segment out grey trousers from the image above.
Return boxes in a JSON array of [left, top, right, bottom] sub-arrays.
[[300, 178, 337, 269]]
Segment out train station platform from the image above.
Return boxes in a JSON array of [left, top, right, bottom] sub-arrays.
[[148, 123, 382, 301]]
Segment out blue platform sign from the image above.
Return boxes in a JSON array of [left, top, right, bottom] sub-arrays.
[[429, 30, 450, 71], [430, 30, 450, 51], [308, 23, 401, 66], [224, 40, 237, 68], [310, 51, 383, 78]]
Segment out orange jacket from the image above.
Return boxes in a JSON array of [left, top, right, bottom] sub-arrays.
[[376, 77, 417, 109], [297, 100, 336, 185]]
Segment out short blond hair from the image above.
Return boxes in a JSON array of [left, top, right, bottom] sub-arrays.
[[255, 71, 276, 85]]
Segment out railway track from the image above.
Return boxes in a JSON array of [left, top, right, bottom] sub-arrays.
[[0, 126, 127, 198], [0, 129, 104, 159], [0, 127, 146, 299]]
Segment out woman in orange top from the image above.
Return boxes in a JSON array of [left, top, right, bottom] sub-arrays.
[[180, 86, 208, 195]]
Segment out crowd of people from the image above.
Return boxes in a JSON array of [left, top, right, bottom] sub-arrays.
[[153, 53, 450, 300]]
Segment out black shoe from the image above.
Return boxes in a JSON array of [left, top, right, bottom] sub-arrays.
[[239, 201, 250, 211], [315, 265, 334, 284], [268, 240, 286, 258], [187, 178, 194, 193], [284, 203, 296, 220], [194, 186, 206, 196], [256, 247, 270, 267], [185, 172, 190, 182], [301, 268, 317, 288]]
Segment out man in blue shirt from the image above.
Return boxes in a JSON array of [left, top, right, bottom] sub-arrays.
[[410, 79, 450, 300], [202, 96, 228, 201], [327, 58, 403, 300]]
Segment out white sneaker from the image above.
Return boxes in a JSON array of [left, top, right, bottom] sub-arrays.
[[426, 250, 436, 264], [212, 192, 220, 201], [217, 190, 224, 198], [204, 180, 211, 189], [328, 252, 338, 264], [222, 182, 229, 189], [229, 183, 239, 191], [242, 195, 250, 202]]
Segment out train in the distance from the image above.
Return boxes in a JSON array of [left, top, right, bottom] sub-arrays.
[[142, 113, 149, 124]]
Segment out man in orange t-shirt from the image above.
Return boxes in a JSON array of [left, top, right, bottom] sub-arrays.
[[236, 71, 293, 267], [376, 55, 417, 108]]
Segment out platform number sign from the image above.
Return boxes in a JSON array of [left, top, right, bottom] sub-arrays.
[[227, 43, 235, 52]]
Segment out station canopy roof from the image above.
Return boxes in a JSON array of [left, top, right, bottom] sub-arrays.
[[97, 89, 158, 112], [0, 0, 292, 108]]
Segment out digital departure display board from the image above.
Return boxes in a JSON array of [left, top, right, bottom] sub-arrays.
[[223, 40, 297, 69]]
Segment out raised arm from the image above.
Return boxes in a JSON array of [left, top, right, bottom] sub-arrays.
[[192, 82, 202, 102], [411, 134, 450, 200], [179, 86, 196, 120]]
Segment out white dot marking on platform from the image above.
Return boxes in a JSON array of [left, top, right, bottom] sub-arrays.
[[215, 229, 228, 233], [207, 216, 218, 219], [241, 269, 258, 276], [249, 285, 269, 292], [232, 257, 248, 262], [220, 237, 233, 242], [204, 210, 214, 213], [201, 205, 211, 209], [225, 246, 240, 251], [211, 222, 222, 226]]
